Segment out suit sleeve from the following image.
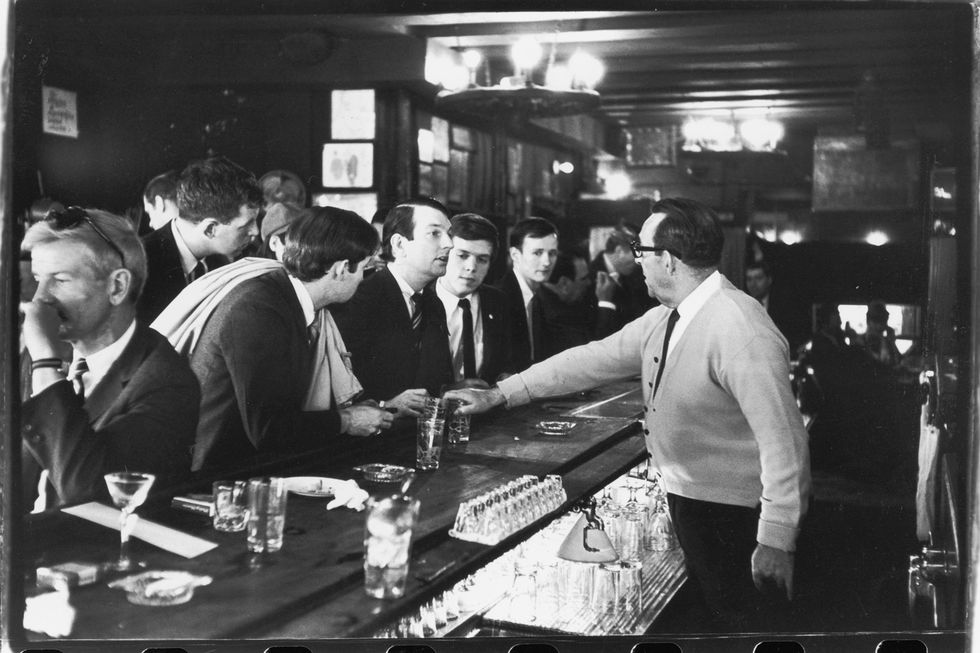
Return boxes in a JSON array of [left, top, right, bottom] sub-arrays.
[[21, 353, 199, 505], [218, 296, 342, 452]]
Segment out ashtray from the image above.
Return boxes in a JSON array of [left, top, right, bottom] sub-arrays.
[[108, 570, 212, 606], [353, 463, 413, 483], [536, 420, 577, 436]]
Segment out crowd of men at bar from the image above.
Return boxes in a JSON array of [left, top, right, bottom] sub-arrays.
[[17, 153, 903, 631]]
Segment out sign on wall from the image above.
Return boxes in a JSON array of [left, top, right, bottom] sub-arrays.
[[42, 86, 78, 138]]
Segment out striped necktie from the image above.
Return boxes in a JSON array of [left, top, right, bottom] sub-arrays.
[[68, 357, 89, 398], [411, 292, 424, 333]]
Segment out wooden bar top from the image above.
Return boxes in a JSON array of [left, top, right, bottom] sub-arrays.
[[24, 381, 647, 642]]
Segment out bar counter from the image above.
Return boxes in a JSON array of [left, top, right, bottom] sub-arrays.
[[24, 380, 658, 642]]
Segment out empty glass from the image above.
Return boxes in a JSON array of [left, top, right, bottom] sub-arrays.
[[246, 477, 287, 553], [104, 471, 156, 571]]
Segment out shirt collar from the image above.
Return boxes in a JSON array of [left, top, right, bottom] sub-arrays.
[[514, 270, 535, 308], [170, 219, 200, 277], [436, 278, 478, 315], [388, 266, 418, 300], [73, 319, 137, 391], [287, 274, 316, 327], [676, 270, 723, 320]]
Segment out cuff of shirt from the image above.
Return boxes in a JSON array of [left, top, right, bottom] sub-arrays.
[[757, 519, 799, 552], [597, 300, 617, 311], [496, 374, 531, 409]]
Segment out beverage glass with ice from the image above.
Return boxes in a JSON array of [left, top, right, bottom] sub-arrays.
[[213, 480, 248, 532], [246, 477, 287, 553], [364, 494, 421, 599]]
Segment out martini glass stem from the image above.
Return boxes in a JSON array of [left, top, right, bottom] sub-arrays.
[[118, 508, 134, 569]]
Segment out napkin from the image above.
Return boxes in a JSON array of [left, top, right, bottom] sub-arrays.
[[326, 479, 369, 512], [24, 589, 75, 637], [62, 502, 218, 558]]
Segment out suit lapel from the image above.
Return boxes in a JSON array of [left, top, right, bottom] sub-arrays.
[[85, 327, 149, 427], [378, 268, 413, 330]]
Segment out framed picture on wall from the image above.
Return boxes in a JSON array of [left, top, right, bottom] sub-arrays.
[[331, 89, 375, 140], [418, 163, 434, 197], [448, 149, 469, 205], [321, 142, 373, 188], [431, 163, 448, 205], [625, 126, 677, 167], [451, 125, 473, 151]]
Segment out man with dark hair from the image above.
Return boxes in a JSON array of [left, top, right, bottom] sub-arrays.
[[436, 213, 511, 385], [449, 197, 810, 632], [592, 225, 657, 337], [139, 156, 263, 324], [187, 207, 392, 472], [495, 217, 559, 370], [745, 259, 808, 354], [142, 170, 180, 232], [20, 207, 199, 509], [333, 198, 455, 416]]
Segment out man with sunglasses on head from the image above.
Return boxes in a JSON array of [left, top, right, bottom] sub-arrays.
[[20, 207, 199, 510], [448, 197, 810, 632], [138, 155, 263, 324]]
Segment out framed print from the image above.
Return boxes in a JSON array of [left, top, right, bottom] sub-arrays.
[[321, 142, 374, 188], [312, 191, 378, 222], [418, 128, 434, 164], [431, 163, 448, 205], [625, 126, 677, 167], [432, 117, 450, 162], [448, 149, 469, 205], [331, 89, 375, 140]]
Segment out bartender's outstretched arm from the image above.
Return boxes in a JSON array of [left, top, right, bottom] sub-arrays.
[[444, 386, 506, 415]]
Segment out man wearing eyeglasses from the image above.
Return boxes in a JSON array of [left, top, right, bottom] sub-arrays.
[[138, 156, 263, 324], [19, 208, 199, 509], [448, 197, 810, 632]]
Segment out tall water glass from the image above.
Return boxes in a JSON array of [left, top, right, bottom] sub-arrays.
[[364, 494, 421, 599], [246, 477, 287, 553]]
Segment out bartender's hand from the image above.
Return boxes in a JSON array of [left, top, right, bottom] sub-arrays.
[[340, 403, 394, 437], [20, 300, 64, 360], [383, 388, 429, 418], [751, 543, 794, 600], [443, 386, 506, 415]]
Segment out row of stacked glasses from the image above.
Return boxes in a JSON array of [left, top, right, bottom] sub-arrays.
[[595, 464, 678, 563], [450, 474, 567, 545]]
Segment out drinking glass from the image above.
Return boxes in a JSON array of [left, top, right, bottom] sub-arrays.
[[616, 493, 646, 564], [416, 399, 446, 470], [556, 559, 594, 626], [212, 480, 248, 532], [103, 471, 156, 571], [590, 561, 622, 622], [246, 477, 288, 553], [446, 398, 470, 444], [364, 494, 421, 599]]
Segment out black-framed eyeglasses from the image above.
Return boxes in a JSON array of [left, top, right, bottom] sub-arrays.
[[47, 206, 127, 267], [630, 239, 679, 260]]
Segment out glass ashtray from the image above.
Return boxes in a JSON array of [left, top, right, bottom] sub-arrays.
[[107, 570, 212, 606], [536, 420, 577, 436], [354, 463, 413, 483]]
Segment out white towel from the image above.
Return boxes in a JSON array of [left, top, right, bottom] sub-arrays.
[[151, 257, 362, 410]]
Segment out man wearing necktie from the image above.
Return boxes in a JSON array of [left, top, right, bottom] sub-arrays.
[[435, 213, 511, 386], [494, 217, 559, 371], [19, 207, 199, 510], [333, 198, 455, 417], [448, 197, 810, 632]]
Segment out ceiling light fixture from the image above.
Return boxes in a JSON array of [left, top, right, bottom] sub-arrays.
[[434, 29, 603, 121]]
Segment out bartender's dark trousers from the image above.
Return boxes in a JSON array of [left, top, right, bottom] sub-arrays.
[[667, 494, 793, 632]]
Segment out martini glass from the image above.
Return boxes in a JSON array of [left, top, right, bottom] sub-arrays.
[[104, 472, 156, 571]]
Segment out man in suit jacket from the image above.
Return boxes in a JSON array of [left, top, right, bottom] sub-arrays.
[[20, 207, 199, 510], [436, 213, 511, 385], [745, 260, 808, 355], [187, 208, 392, 472], [138, 156, 263, 324], [142, 169, 180, 232], [591, 226, 657, 337], [494, 217, 559, 371], [333, 198, 455, 417]]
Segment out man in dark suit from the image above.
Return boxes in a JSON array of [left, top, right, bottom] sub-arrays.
[[142, 169, 180, 232], [494, 217, 559, 370], [138, 156, 263, 324], [333, 198, 455, 417], [20, 207, 199, 510], [745, 260, 808, 355], [436, 213, 511, 385], [187, 207, 392, 472], [591, 226, 657, 337]]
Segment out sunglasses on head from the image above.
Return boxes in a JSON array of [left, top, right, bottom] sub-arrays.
[[46, 206, 127, 267]]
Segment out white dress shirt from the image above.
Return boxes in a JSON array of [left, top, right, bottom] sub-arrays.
[[668, 270, 722, 358], [436, 279, 484, 380]]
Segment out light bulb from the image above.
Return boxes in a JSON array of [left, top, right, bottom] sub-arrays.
[[569, 50, 604, 88], [866, 230, 888, 246], [511, 36, 543, 73], [461, 49, 483, 71], [605, 173, 631, 199]]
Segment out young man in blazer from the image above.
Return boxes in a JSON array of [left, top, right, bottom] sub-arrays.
[[138, 156, 262, 324], [436, 213, 511, 386], [20, 207, 199, 509], [333, 198, 455, 417]]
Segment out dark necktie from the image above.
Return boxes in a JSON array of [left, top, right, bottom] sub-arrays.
[[653, 309, 680, 398], [189, 260, 207, 282], [529, 293, 543, 362], [68, 357, 89, 398], [410, 292, 424, 334], [458, 298, 477, 378]]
